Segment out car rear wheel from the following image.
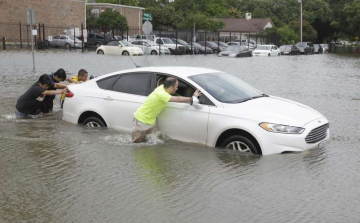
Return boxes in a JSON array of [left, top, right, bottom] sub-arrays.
[[65, 43, 71, 49], [122, 51, 130, 56], [220, 135, 260, 155], [97, 50, 104, 54], [151, 50, 158, 55], [82, 117, 106, 128]]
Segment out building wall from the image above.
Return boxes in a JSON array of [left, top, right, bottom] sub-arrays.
[[0, 0, 85, 42]]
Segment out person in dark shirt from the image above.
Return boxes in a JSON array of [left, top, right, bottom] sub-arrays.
[[15, 74, 66, 118], [40, 68, 68, 113]]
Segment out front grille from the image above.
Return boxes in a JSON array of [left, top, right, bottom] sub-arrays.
[[305, 123, 329, 144]]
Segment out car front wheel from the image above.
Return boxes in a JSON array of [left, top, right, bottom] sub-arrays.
[[97, 50, 104, 54], [82, 117, 106, 128], [122, 51, 130, 56], [151, 50, 158, 55], [220, 135, 260, 155]]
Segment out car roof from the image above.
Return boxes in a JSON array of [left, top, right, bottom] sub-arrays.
[[98, 67, 222, 79]]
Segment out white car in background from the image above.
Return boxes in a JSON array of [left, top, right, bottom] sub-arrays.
[[153, 37, 187, 54], [62, 67, 329, 156], [96, 40, 143, 56], [131, 40, 170, 55], [253, 45, 281, 56]]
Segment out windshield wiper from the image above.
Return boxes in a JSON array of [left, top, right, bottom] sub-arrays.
[[237, 94, 269, 103]]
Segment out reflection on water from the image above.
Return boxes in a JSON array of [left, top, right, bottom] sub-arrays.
[[0, 50, 360, 222]]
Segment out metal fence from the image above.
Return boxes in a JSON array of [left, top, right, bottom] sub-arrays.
[[1, 22, 281, 54]]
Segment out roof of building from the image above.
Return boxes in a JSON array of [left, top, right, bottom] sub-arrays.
[[86, 3, 145, 10], [218, 18, 274, 33]]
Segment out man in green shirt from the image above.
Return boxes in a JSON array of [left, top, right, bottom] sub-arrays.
[[133, 77, 201, 143]]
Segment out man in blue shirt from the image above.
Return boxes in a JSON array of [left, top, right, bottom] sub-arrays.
[[40, 68, 68, 113]]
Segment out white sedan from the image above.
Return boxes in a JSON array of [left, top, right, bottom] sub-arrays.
[[62, 67, 329, 156], [253, 45, 281, 56], [96, 40, 143, 56], [131, 40, 170, 55]]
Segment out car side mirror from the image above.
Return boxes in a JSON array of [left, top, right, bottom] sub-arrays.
[[192, 96, 200, 105]]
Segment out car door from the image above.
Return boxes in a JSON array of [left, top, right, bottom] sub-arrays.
[[155, 76, 210, 145], [51, 36, 60, 46], [59, 36, 67, 47], [99, 72, 154, 131]]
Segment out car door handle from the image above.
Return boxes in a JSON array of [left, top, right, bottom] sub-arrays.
[[104, 96, 113, 101]]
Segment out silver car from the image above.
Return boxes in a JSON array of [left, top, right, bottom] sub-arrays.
[[49, 35, 83, 49]]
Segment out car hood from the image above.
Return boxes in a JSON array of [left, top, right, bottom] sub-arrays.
[[221, 96, 323, 127], [220, 50, 238, 55]]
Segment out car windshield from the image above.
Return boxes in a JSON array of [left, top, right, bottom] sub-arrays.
[[257, 46, 271, 50], [296, 42, 307, 47], [280, 45, 291, 50], [121, 40, 132, 46], [314, 44, 320, 49], [219, 42, 227, 47], [175, 39, 188, 45], [193, 43, 202, 48], [162, 38, 174, 44], [225, 45, 246, 51], [189, 73, 262, 103], [208, 42, 218, 47]]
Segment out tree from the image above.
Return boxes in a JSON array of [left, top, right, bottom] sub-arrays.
[[277, 26, 299, 45], [342, 1, 360, 36], [97, 8, 128, 31], [228, 7, 242, 18], [145, 5, 182, 30], [86, 6, 97, 28], [177, 12, 225, 31], [288, 19, 317, 42], [174, 0, 229, 17]]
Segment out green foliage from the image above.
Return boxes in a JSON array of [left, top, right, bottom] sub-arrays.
[[277, 25, 299, 45], [228, 7, 242, 18], [95, 0, 138, 6], [145, 6, 182, 30], [288, 19, 317, 42], [342, 1, 360, 36], [177, 13, 225, 31], [86, 6, 97, 28], [174, 0, 229, 17], [97, 8, 128, 30]]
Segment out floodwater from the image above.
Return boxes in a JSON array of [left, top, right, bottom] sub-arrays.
[[0, 49, 360, 223]]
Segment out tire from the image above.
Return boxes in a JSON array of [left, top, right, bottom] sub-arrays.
[[122, 51, 129, 56], [95, 42, 101, 48], [65, 43, 71, 49], [97, 50, 104, 54], [249, 53, 252, 57], [169, 48, 174, 55], [151, 50, 158, 55], [268, 53, 271, 56], [278, 53, 281, 56], [220, 135, 260, 155], [82, 117, 106, 128]]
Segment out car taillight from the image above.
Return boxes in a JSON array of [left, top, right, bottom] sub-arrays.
[[65, 90, 74, 98], [75, 41, 78, 44]]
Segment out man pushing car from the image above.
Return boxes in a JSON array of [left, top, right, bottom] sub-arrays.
[[132, 76, 201, 143]]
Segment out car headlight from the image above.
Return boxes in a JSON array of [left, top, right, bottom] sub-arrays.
[[259, 122, 304, 134]]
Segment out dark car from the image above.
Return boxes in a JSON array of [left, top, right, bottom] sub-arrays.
[[197, 41, 222, 54], [279, 45, 301, 55], [84, 33, 117, 48], [218, 45, 252, 57], [171, 38, 200, 54], [192, 42, 213, 54], [295, 42, 314, 54], [313, 44, 324, 54]]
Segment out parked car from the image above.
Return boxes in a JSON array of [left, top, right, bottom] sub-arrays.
[[154, 37, 186, 55], [252, 45, 281, 56], [62, 67, 330, 156], [295, 42, 314, 54], [279, 45, 301, 55], [197, 41, 223, 54], [171, 39, 200, 54], [226, 42, 240, 46], [192, 42, 213, 54], [83, 33, 115, 48], [320, 44, 329, 52], [313, 44, 324, 54], [131, 40, 170, 55], [218, 45, 252, 57], [48, 35, 83, 49], [96, 40, 143, 56]]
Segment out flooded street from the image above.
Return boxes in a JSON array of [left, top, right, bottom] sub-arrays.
[[1, 49, 360, 223]]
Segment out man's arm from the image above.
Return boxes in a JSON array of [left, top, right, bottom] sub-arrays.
[[66, 77, 76, 83], [168, 89, 202, 103], [54, 83, 67, 88], [43, 89, 66, 96]]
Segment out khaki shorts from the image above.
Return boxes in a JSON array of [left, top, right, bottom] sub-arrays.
[[132, 118, 159, 143]]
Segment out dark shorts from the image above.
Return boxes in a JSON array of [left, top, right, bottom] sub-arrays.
[[15, 109, 40, 118], [40, 100, 53, 113]]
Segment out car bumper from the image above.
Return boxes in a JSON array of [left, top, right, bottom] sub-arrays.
[[130, 52, 144, 56], [258, 117, 330, 155], [62, 98, 78, 124]]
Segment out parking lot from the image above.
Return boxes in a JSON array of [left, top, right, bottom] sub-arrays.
[[0, 49, 360, 222]]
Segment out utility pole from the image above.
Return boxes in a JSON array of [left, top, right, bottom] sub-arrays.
[[298, 0, 303, 42]]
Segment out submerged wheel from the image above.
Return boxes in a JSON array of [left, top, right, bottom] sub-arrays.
[[82, 117, 106, 128], [220, 135, 260, 155], [268, 53, 271, 56], [97, 50, 104, 54], [65, 43, 71, 49], [122, 51, 129, 56], [151, 50, 158, 55]]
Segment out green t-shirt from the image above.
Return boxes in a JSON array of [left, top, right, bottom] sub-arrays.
[[134, 85, 171, 125]]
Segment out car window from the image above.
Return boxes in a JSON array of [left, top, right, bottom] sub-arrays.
[[112, 73, 152, 96], [88, 34, 95, 38], [107, 41, 119, 46], [97, 75, 119, 90], [274, 46, 278, 50], [60, 36, 67, 39], [53, 36, 60, 39], [96, 34, 105, 39], [156, 39, 163, 44]]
